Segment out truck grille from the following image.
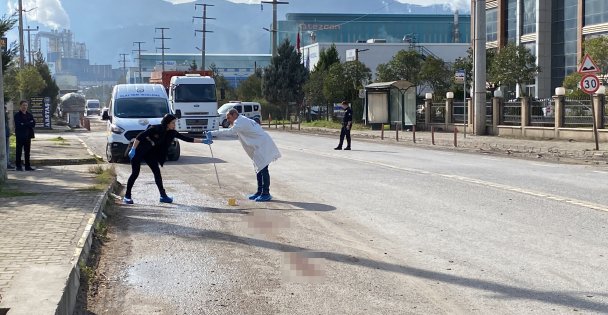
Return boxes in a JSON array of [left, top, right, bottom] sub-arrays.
[[185, 112, 210, 115], [186, 119, 208, 126]]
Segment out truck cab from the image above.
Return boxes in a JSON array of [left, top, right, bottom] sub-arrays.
[[167, 74, 220, 134]]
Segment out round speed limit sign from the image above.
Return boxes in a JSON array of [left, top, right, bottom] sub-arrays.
[[580, 74, 600, 94]]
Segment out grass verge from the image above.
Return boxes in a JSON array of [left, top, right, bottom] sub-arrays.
[[0, 187, 38, 198]]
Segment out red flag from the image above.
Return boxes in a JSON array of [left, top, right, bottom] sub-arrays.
[[296, 32, 301, 53]]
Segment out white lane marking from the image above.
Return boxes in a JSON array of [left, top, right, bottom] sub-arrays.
[[280, 145, 608, 213]]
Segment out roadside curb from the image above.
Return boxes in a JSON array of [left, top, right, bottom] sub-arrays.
[[55, 177, 117, 315], [265, 125, 608, 165]]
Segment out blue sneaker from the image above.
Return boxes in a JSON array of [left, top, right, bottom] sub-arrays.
[[255, 194, 272, 202], [159, 195, 173, 203], [248, 192, 261, 200], [123, 197, 133, 204]]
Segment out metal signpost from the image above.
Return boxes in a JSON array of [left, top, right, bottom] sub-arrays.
[[578, 54, 600, 150], [455, 69, 466, 137]]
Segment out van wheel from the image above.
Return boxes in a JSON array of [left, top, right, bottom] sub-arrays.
[[167, 141, 180, 161], [254, 118, 261, 124], [221, 119, 230, 128], [106, 144, 118, 163]]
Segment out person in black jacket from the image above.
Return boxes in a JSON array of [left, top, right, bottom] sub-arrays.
[[334, 101, 353, 150], [14, 100, 36, 171], [123, 114, 199, 204]]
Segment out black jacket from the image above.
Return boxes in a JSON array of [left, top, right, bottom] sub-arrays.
[[135, 124, 195, 166], [342, 107, 353, 126], [14, 111, 36, 141]]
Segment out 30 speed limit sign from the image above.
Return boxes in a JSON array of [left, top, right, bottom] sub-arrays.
[[580, 74, 600, 94]]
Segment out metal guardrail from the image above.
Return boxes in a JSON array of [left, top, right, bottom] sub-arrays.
[[486, 101, 493, 126], [452, 101, 467, 123]]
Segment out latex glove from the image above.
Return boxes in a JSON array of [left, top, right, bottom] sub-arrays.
[[202, 132, 213, 145], [128, 147, 136, 159]]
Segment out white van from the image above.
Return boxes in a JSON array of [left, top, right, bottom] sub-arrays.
[[102, 84, 180, 162], [217, 101, 262, 128], [85, 99, 101, 116]]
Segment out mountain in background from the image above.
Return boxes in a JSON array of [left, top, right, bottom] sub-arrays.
[[57, 0, 458, 66]]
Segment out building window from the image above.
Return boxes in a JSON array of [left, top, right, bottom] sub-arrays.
[[487, 8, 498, 42], [523, 0, 537, 35], [506, 0, 517, 42], [584, 0, 608, 25], [552, 0, 579, 90]]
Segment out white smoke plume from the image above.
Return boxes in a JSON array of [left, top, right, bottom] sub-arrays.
[[7, 0, 70, 29]]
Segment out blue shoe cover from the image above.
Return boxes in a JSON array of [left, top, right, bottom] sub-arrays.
[[160, 196, 173, 203], [255, 194, 272, 202], [123, 197, 133, 204], [248, 193, 261, 200]]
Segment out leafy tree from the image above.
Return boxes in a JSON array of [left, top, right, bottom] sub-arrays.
[[562, 72, 587, 97], [375, 50, 424, 86], [583, 36, 608, 85], [314, 44, 340, 72], [262, 39, 308, 120], [342, 60, 371, 121], [303, 70, 327, 121], [189, 60, 198, 71], [489, 43, 540, 96], [237, 69, 262, 100], [1, 15, 18, 103], [34, 52, 60, 114], [323, 63, 347, 106], [16, 65, 46, 101], [209, 63, 237, 104], [451, 48, 498, 98], [420, 56, 451, 96]]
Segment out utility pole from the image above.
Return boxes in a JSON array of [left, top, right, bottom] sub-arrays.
[[0, 51, 6, 182], [154, 27, 171, 72], [473, 0, 486, 135], [119, 53, 129, 83], [132, 41, 146, 83], [193, 2, 215, 71], [261, 0, 289, 58], [18, 0, 25, 67], [24, 26, 39, 64]]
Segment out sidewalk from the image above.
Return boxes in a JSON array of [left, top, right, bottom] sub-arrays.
[[266, 124, 608, 166], [0, 132, 114, 315]]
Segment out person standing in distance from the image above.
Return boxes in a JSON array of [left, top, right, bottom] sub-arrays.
[[14, 100, 36, 171], [204, 108, 281, 202], [123, 114, 200, 204], [334, 100, 352, 150]]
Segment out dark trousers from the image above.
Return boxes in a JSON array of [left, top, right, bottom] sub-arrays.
[[256, 166, 270, 195], [337, 125, 351, 148], [15, 138, 31, 168], [125, 155, 166, 199]]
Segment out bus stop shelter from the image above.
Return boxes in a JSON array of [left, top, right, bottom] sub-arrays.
[[364, 80, 416, 130]]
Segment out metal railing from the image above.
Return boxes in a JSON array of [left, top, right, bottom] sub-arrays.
[[502, 100, 521, 126], [486, 101, 493, 125], [564, 97, 593, 127], [529, 99, 555, 127], [452, 101, 467, 123], [431, 101, 445, 123]]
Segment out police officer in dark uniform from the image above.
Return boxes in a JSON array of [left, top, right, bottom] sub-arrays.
[[334, 101, 353, 150], [14, 100, 36, 171]]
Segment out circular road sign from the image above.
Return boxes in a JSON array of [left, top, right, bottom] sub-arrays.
[[580, 74, 600, 94]]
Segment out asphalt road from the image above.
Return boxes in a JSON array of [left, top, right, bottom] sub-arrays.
[[79, 117, 608, 314]]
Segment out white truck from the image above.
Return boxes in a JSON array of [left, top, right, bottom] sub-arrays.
[[150, 70, 220, 134]]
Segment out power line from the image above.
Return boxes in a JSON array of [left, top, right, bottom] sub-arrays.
[[193, 2, 215, 71], [132, 41, 146, 83], [261, 0, 289, 58], [154, 27, 171, 72]]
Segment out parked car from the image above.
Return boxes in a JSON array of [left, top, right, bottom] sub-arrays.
[[217, 101, 262, 127]]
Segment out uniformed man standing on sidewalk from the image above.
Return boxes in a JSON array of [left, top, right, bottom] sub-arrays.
[[334, 101, 353, 150], [14, 100, 36, 171]]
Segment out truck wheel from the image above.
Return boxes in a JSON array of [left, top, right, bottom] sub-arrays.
[[254, 118, 261, 124], [167, 141, 180, 161], [106, 143, 118, 163]]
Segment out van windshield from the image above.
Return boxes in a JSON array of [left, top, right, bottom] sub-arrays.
[[87, 102, 100, 108], [114, 97, 169, 118], [217, 103, 235, 113], [175, 84, 216, 102]]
